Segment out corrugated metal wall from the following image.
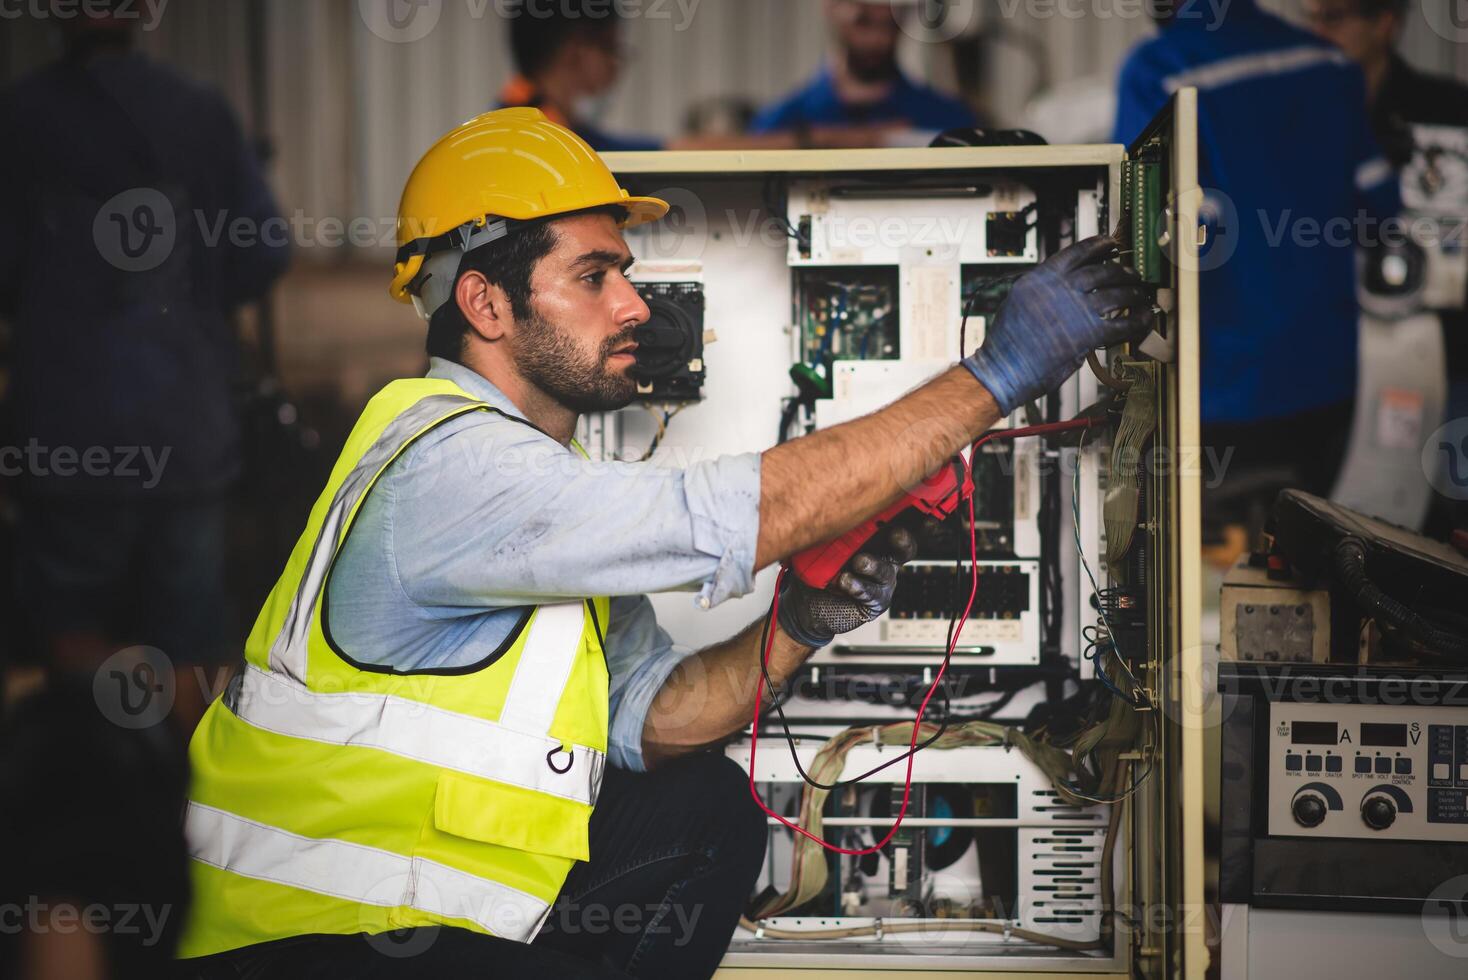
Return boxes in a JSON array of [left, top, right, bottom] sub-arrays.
[[347, 0, 835, 236], [4, 0, 1466, 257]]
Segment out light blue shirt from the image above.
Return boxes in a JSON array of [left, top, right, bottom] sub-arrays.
[[325, 358, 762, 772]]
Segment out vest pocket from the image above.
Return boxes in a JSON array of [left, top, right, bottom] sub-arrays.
[[433, 769, 592, 863]]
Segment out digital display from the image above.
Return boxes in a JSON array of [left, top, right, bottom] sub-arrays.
[[1291, 721, 1338, 745], [1360, 723, 1407, 747]]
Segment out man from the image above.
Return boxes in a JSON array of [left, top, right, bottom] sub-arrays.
[[1303, 0, 1468, 536], [497, 0, 905, 152], [1302, 0, 1468, 166], [1114, 0, 1400, 538], [751, 0, 976, 143], [175, 107, 1150, 978], [498, 0, 662, 152], [0, 7, 289, 728]]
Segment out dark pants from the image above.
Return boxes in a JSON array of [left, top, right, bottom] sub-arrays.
[[176, 753, 767, 980], [12, 494, 232, 666]]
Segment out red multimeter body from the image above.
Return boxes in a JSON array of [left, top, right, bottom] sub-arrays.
[[789, 457, 973, 589]]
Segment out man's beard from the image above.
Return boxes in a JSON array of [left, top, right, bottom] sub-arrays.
[[846, 48, 898, 85], [512, 306, 639, 414]]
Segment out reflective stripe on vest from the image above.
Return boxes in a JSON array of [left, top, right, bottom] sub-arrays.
[[267, 393, 484, 683], [228, 648, 605, 804], [186, 803, 552, 941]]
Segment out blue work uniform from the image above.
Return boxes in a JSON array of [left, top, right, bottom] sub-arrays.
[[751, 66, 975, 137], [1112, 0, 1400, 424]]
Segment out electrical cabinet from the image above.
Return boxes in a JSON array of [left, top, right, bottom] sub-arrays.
[[596, 90, 1206, 978]]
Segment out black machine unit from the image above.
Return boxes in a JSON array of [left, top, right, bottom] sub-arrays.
[[631, 280, 705, 401], [1220, 664, 1468, 913], [1219, 491, 1468, 914]]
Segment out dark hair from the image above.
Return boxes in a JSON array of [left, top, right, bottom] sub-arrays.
[[506, 0, 623, 79], [424, 204, 628, 363]]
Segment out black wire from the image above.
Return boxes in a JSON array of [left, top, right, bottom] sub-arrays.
[[762, 175, 810, 252], [757, 600, 958, 790], [759, 481, 983, 791], [959, 270, 1030, 359], [777, 398, 801, 445], [952, 686, 1020, 721]]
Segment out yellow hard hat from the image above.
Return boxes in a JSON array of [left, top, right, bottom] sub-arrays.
[[390, 107, 668, 309]]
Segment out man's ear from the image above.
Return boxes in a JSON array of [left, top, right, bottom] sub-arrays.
[[456, 269, 512, 343]]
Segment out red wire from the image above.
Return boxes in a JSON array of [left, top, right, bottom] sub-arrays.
[[747, 461, 978, 856], [972, 415, 1096, 451], [745, 415, 1100, 856]]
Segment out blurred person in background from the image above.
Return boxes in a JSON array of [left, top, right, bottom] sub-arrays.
[[1113, 0, 1400, 546], [498, 0, 664, 151], [1302, 0, 1468, 161], [751, 0, 976, 145], [0, 5, 290, 733], [496, 0, 918, 151], [1304, 0, 1468, 536]]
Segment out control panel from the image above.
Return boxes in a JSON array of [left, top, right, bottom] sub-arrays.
[[1268, 700, 1468, 842], [829, 559, 1042, 665]]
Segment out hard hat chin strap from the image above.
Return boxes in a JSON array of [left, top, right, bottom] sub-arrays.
[[402, 217, 512, 320]]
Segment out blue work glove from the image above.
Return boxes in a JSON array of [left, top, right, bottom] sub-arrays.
[[962, 235, 1155, 415], [778, 526, 918, 648]]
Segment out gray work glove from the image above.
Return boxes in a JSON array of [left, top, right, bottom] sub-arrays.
[[778, 526, 919, 648], [962, 235, 1155, 415]]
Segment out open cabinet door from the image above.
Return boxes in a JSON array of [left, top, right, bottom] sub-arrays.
[[1123, 88, 1208, 979]]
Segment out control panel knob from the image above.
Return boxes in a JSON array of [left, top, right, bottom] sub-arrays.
[[1361, 794, 1397, 831], [1291, 793, 1328, 828]]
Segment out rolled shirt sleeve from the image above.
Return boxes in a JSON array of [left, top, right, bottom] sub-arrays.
[[386, 412, 761, 610], [603, 594, 691, 772]]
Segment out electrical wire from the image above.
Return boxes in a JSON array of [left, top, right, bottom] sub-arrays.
[[755, 603, 961, 789], [763, 175, 810, 253], [735, 913, 1104, 951], [958, 270, 1030, 360], [636, 403, 685, 461], [776, 397, 801, 444], [1059, 427, 1160, 806], [747, 416, 1109, 853], [747, 479, 980, 856], [761, 418, 1097, 795], [1060, 706, 1158, 807], [737, 757, 1128, 952], [1071, 428, 1146, 701]]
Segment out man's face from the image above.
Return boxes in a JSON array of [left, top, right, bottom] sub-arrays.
[[565, 24, 624, 97], [510, 213, 650, 414], [828, 0, 900, 83], [1303, 0, 1396, 66]]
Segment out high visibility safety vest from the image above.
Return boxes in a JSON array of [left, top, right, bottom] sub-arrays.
[[178, 378, 610, 958]]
